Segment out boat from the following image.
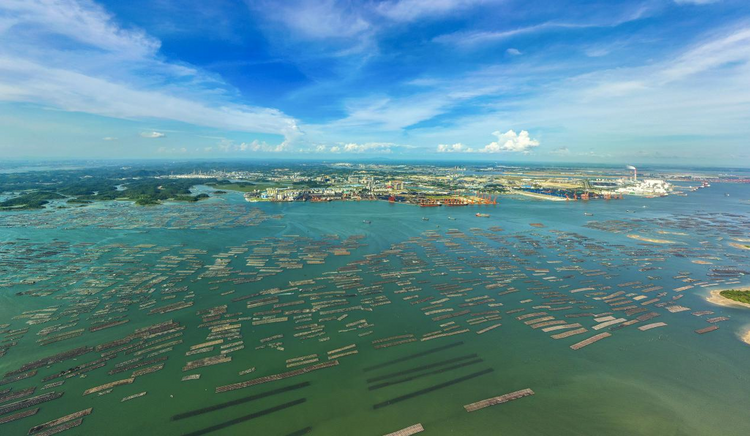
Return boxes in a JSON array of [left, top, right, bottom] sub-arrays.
[[422, 217, 429, 221], [448, 217, 456, 220], [476, 213, 489, 218], [584, 213, 593, 216], [363, 220, 371, 224]]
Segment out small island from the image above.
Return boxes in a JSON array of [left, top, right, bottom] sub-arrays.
[[720, 290, 750, 305], [706, 288, 750, 346], [707, 288, 750, 309]]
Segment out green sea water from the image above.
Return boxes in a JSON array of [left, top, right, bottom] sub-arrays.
[[1, 184, 750, 436]]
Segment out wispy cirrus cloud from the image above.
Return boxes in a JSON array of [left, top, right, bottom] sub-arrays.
[[247, 0, 495, 60], [0, 0, 299, 142], [375, 0, 491, 22], [432, 23, 750, 160], [251, 0, 370, 40], [674, 0, 720, 5], [433, 4, 653, 47]]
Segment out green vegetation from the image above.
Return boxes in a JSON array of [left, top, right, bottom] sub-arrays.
[[208, 180, 324, 193], [0, 167, 217, 209], [172, 193, 210, 202], [720, 290, 750, 305], [135, 198, 160, 206], [208, 182, 267, 192], [0, 191, 65, 210]]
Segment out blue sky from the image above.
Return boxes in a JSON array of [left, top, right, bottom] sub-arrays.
[[1, 0, 749, 164]]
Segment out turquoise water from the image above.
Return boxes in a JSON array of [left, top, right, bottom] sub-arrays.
[[1, 184, 750, 435]]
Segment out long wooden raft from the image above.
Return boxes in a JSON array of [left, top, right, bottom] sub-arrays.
[[464, 388, 535, 412], [570, 332, 611, 350], [216, 360, 339, 393], [384, 423, 425, 436]]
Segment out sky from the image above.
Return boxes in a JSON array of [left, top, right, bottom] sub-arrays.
[[1, 0, 749, 165]]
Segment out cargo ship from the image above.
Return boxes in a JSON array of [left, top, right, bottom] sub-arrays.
[[476, 213, 490, 218], [418, 198, 441, 207]]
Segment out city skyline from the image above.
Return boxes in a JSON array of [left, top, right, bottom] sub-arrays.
[[1, 0, 749, 164]]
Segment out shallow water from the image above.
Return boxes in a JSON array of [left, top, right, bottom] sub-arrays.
[[1, 184, 749, 435]]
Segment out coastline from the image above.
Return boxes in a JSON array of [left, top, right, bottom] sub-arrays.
[[706, 289, 750, 310], [705, 289, 750, 346]]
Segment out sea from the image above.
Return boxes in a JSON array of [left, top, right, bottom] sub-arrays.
[[1, 182, 749, 436]]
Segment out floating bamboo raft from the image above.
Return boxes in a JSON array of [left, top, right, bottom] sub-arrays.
[[216, 360, 339, 393], [121, 392, 147, 402], [638, 322, 667, 331], [570, 332, 611, 350], [551, 328, 587, 339], [83, 379, 133, 396], [0, 407, 38, 425], [32, 418, 84, 436], [183, 355, 232, 372], [464, 388, 535, 412], [384, 423, 425, 436], [28, 408, 92, 434], [0, 392, 63, 416]]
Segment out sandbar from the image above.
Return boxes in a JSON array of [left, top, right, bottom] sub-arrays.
[[706, 289, 750, 310]]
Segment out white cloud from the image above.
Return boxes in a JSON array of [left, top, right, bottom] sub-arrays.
[[434, 6, 651, 47], [549, 147, 570, 155], [140, 131, 165, 138], [334, 95, 448, 130], [102, 136, 117, 141], [0, 0, 299, 142], [216, 139, 288, 153], [376, 0, 487, 22], [435, 131, 539, 154], [252, 0, 370, 40], [434, 22, 583, 46], [408, 23, 750, 163], [157, 146, 186, 154], [506, 48, 522, 55], [1, 0, 160, 58], [437, 143, 473, 152], [657, 27, 750, 83], [480, 130, 539, 153], [342, 142, 395, 153], [324, 73, 507, 134], [307, 142, 396, 154], [674, 0, 719, 4]]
